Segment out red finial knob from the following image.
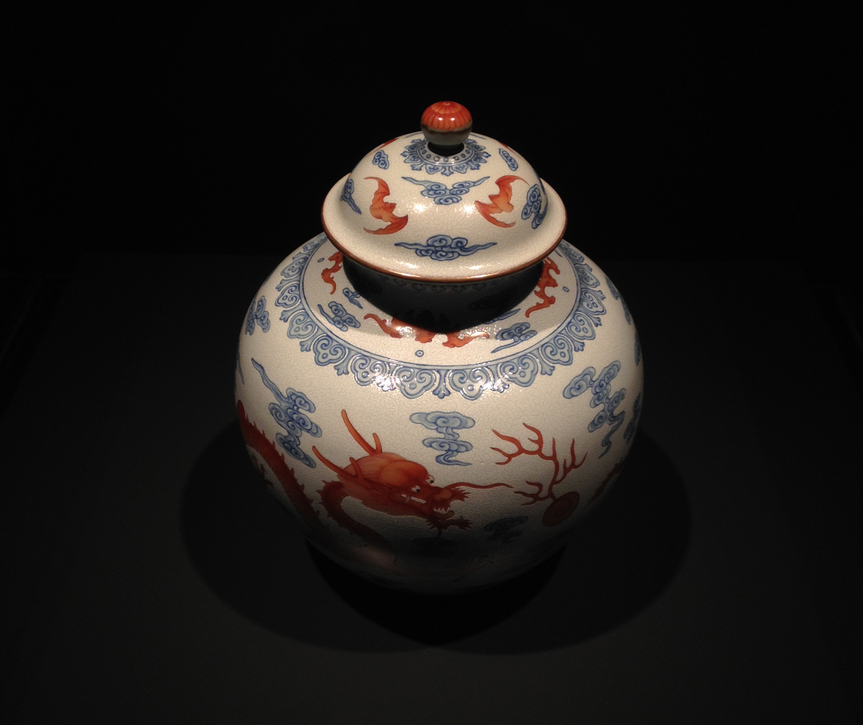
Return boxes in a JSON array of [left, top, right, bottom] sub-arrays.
[[420, 101, 472, 149]]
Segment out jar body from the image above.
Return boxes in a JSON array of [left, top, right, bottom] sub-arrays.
[[235, 233, 643, 594]]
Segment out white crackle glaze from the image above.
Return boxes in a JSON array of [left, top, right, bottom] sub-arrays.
[[235, 105, 643, 594], [321, 131, 566, 282]]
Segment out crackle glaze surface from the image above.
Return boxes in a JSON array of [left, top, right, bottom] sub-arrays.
[[321, 130, 566, 282], [235, 233, 643, 594]]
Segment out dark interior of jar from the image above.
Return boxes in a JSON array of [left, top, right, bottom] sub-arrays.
[[343, 256, 543, 333]]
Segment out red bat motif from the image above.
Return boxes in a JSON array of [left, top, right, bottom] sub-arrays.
[[475, 175, 525, 227], [364, 176, 408, 235]]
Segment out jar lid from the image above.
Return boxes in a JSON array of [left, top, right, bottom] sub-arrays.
[[321, 101, 566, 283]]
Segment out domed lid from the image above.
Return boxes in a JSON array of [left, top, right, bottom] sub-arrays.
[[321, 101, 566, 283]]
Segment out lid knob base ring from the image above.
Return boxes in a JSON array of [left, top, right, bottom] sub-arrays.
[[426, 140, 465, 157]]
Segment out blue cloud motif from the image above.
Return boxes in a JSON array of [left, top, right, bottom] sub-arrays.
[[563, 361, 626, 457], [410, 411, 475, 466], [395, 234, 496, 261], [402, 176, 489, 205], [273, 233, 611, 401], [342, 287, 363, 309], [245, 296, 270, 334], [521, 183, 547, 229], [340, 178, 361, 214], [499, 147, 519, 171], [492, 321, 537, 353], [372, 149, 389, 169], [317, 301, 360, 332], [251, 358, 322, 468]]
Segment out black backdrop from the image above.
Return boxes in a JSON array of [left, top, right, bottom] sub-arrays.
[[8, 5, 856, 268], [4, 6, 863, 722]]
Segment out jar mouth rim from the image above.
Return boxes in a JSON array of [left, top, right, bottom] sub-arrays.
[[321, 173, 567, 284], [321, 215, 566, 283]]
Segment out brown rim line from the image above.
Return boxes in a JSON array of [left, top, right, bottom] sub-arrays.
[[319, 186, 568, 285]]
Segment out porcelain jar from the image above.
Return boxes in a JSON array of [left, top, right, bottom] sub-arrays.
[[235, 102, 643, 594]]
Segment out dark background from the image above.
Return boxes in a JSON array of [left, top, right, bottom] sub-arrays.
[[8, 5, 857, 268], [3, 5, 863, 722]]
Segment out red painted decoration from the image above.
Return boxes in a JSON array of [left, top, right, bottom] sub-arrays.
[[364, 313, 489, 348], [313, 411, 510, 542], [525, 257, 561, 317], [237, 400, 326, 534], [492, 423, 587, 527], [321, 252, 343, 294], [363, 177, 408, 235], [475, 175, 525, 228], [421, 101, 472, 133]]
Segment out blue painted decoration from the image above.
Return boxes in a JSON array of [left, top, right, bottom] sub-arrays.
[[274, 235, 609, 401], [401, 135, 491, 176], [410, 411, 476, 466], [342, 287, 363, 309], [605, 274, 641, 365], [498, 147, 518, 171], [317, 301, 361, 331], [251, 358, 322, 468], [521, 184, 547, 229], [341, 178, 361, 214], [395, 234, 497, 261], [245, 296, 270, 334], [563, 360, 627, 457], [372, 149, 389, 169], [492, 322, 537, 353], [403, 176, 489, 205], [605, 274, 632, 324]]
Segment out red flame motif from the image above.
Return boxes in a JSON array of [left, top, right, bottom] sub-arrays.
[[364, 313, 489, 348], [321, 252, 343, 294], [493, 423, 586, 527], [475, 175, 525, 228], [525, 257, 560, 317], [364, 177, 408, 235]]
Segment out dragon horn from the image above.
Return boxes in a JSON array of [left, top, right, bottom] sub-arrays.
[[341, 410, 381, 454]]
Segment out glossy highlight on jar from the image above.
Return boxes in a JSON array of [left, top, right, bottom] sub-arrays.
[[235, 102, 644, 594]]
